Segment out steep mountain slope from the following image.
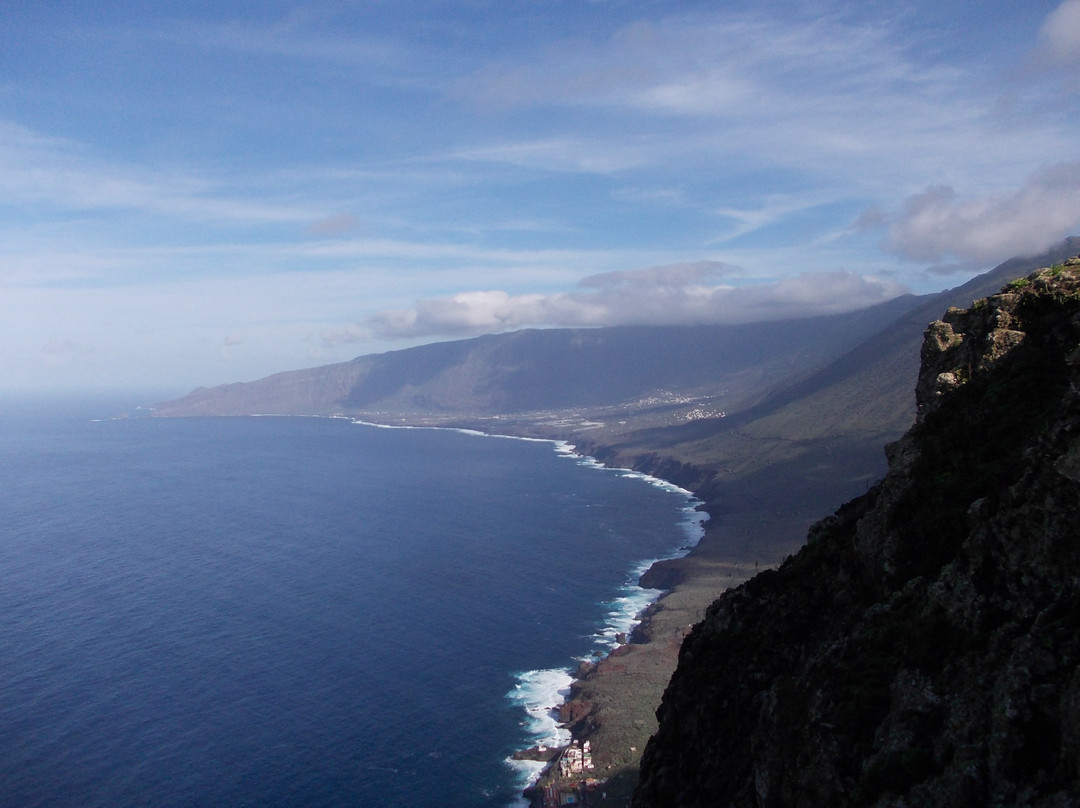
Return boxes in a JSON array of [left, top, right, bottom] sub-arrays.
[[632, 259, 1080, 807], [584, 239, 1080, 475], [155, 299, 924, 420], [573, 239, 1080, 573]]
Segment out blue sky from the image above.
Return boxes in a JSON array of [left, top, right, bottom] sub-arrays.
[[2, 0, 1079, 392]]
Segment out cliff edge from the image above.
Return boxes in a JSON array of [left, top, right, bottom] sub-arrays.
[[633, 259, 1080, 807]]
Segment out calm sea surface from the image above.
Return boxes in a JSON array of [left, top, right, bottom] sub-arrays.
[[0, 397, 701, 807]]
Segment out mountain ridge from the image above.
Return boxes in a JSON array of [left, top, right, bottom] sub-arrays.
[[156, 294, 927, 422]]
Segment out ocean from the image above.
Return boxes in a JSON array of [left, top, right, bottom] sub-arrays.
[[0, 396, 702, 807]]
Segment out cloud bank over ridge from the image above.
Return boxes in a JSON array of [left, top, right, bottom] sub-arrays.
[[324, 262, 906, 344], [885, 164, 1080, 263]]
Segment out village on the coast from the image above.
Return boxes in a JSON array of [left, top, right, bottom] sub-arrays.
[[521, 739, 615, 807]]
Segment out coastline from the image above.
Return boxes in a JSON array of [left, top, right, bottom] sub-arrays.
[[496, 438, 711, 801], [484, 433, 828, 804], [416, 432, 742, 804], [350, 417, 715, 799], [156, 412, 837, 801], [517, 524, 766, 804], [340, 415, 822, 802], [345, 417, 708, 799]]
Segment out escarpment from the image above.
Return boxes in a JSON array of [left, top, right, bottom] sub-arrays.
[[633, 259, 1080, 807]]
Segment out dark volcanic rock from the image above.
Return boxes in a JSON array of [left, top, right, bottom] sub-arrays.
[[633, 259, 1080, 808]]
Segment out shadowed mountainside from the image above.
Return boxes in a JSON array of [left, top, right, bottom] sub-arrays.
[[570, 239, 1080, 570], [510, 242, 1080, 799], [632, 258, 1080, 806], [156, 243, 1080, 566], [156, 244, 1080, 549], [158, 243, 1080, 524], [155, 297, 926, 422]]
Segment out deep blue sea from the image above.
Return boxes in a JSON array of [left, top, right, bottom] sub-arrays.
[[0, 396, 701, 808]]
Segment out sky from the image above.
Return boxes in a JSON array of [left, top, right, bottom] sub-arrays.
[[2, 0, 1080, 393]]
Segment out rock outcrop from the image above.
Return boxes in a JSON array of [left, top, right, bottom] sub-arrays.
[[633, 259, 1080, 807]]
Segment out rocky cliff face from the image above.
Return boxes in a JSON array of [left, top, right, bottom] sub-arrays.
[[633, 259, 1080, 807]]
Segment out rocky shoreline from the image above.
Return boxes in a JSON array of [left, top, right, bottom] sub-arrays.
[[337, 415, 851, 804], [510, 460, 816, 805], [261, 409, 882, 803], [488, 436, 885, 798], [631, 258, 1080, 806]]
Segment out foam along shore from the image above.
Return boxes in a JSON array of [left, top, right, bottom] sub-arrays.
[[345, 415, 750, 800], [343, 417, 710, 799], [504, 537, 702, 790], [392, 434, 700, 800], [500, 449, 707, 800], [506, 454, 792, 802], [506, 668, 575, 793]]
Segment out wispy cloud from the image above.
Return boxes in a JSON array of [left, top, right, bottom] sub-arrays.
[[457, 5, 1080, 200], [458, 14, 776, 116], [0, 121, 314, 225], [457, 11, 966, 147], [5, 2, 1080, 389], [449, 137, 652, 174], [182, 18, 405, 69], [448, 5, 1077, 245], [307, 214, 367, 237]]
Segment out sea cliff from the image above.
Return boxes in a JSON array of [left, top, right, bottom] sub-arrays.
[[151, 242, 1080, 803], [632, 259, 1080, 806]]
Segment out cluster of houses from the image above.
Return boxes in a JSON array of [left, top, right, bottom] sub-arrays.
[[529, 740, 602, 807], [556, 740, 594, 779]]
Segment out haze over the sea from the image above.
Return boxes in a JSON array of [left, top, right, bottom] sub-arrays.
[[4, 1, 1080, 394]]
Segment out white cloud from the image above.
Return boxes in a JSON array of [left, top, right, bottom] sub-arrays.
[[884, 163, 1080, 262], [449, 7, 1076, 208], [325, 260, 905, 343], [1037, 0, 1080, 64]]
